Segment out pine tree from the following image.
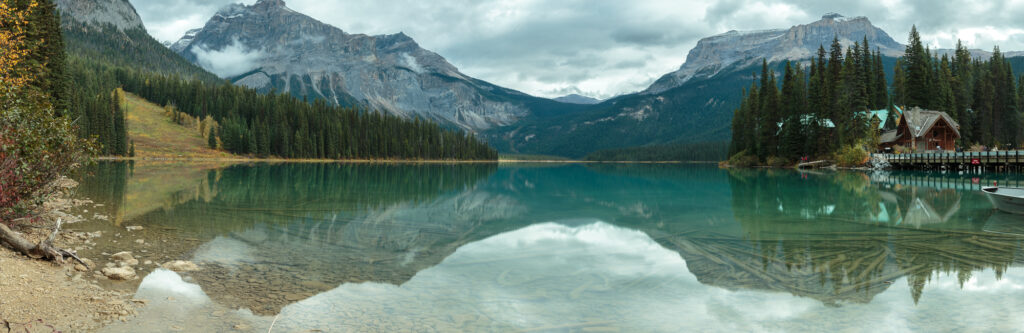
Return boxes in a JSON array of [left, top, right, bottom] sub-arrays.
[[779, 61, 805, 160], [904, 25, 931, 108], [872, 52, 889, 109], [808, 46, 830, 156], [208, 127, 218, 149], [936, 55, 956, 116], [828, 36, 844, 121], [893, 59, 907, 107], [756, 61, 780, 160]]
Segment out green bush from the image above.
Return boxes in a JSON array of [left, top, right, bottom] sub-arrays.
[[834, 144, 869, 168], [0, 86, 95, 222], [727, 150, 759, 167], [765, 156, 790, 167]]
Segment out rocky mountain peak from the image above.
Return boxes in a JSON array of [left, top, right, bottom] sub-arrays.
[[55, 0, 145, 31], [644, 14, 902, 94], [171, 1, 531, 131]]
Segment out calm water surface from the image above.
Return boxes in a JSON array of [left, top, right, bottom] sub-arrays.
[[71, 162, 1024, 332]]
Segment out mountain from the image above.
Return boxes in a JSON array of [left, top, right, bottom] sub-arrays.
[[484, 14, 913, 158], [171, 0, 566, 131], [646, 14, 904, 95], [168, 28, 201, 53], [56, 0, 218, 81], [553, 94, 602, 105], [55, 0, 144, 31]]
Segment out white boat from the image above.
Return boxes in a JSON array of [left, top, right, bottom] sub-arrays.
[[982, 187, 1024, 215]]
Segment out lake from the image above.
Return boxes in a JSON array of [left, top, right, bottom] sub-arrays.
[[71, 162, 1024, 332]]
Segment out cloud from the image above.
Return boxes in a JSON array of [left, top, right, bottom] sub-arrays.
[[190, 39, 265, 78], [133, 0, 1024, 99]]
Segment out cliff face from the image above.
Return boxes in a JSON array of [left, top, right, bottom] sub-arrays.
[[645, 14, 903, 94], [173, 0, 531, 131], [54, 0, 145, 31]]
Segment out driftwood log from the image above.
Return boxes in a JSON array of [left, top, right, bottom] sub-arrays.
[[0, 218, 87, 268]]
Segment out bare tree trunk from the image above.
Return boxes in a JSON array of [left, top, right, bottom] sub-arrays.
[[0, 219, 87, 267]]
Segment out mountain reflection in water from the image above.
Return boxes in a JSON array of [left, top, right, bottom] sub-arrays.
[[78, 163, 1024, 332]]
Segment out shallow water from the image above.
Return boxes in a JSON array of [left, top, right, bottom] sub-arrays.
[[73, 162, 1024, 332]]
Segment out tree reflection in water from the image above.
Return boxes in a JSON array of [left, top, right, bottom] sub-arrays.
[[700, 169, 1024, 306]]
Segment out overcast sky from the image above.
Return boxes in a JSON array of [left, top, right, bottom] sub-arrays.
[[133, 0, 1024, 99]]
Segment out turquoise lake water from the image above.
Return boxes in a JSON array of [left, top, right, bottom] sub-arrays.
[[72, 162, 1024, 332]]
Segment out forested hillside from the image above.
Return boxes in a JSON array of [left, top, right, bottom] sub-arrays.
[[117, 70, 497, 160]]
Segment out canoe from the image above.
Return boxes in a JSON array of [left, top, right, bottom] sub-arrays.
[[982, 187, 1024, 215]]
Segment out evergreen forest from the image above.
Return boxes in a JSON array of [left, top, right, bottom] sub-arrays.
[[730, 27, 1024, 166]]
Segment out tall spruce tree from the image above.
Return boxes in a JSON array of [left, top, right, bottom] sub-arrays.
[[936, 55, 956, 116], [872, 52, 889, 109], [779, 62, 806, 160], [828, 37, 844, 121], [904, 25, 931, 108]]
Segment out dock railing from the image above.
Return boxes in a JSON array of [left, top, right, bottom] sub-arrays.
[[874, 150, 1024, 171]]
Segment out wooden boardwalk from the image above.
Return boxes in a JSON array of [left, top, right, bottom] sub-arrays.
[[877, 151, 1024, 172], [870, 170, 1024, 191]]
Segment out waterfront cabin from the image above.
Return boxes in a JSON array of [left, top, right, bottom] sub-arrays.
[[880, 107, 960, 152]]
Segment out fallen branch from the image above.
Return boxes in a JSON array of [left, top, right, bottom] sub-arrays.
[[0, 218, 87, 268]]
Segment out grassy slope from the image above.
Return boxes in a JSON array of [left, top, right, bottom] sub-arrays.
[[124, 93, 237, 159]]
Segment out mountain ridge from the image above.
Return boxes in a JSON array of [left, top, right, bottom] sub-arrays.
[[486, 13, 932, 157], [645, 14, 903, 94], [171, 0, 545, 131], [553, 94, 602, 105]]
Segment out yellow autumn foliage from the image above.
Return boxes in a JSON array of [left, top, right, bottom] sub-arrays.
[[0, 0, 37, 88]]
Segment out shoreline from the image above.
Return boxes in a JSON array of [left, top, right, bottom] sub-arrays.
[[0, 179, 143, 331], [97, 156, 721, 164]]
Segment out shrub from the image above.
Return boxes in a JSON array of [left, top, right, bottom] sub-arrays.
[[727, 150, 759, 167], [0, 86, 96, 222], [834, 144, 869, 168], [765, 156, 790, 168], [893, 144, 909, 154]]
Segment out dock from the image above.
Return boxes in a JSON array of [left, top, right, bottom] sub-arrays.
[[877, 151, 1024, 172], [796, 160, 833, 169]]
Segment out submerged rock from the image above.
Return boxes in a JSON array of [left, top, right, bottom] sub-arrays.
[[110, 251, 138, 266], [101, 266, 136, 280], [162, 260, 200, 272]]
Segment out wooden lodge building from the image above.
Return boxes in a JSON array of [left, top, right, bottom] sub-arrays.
[[879, 107, 960, 152]]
